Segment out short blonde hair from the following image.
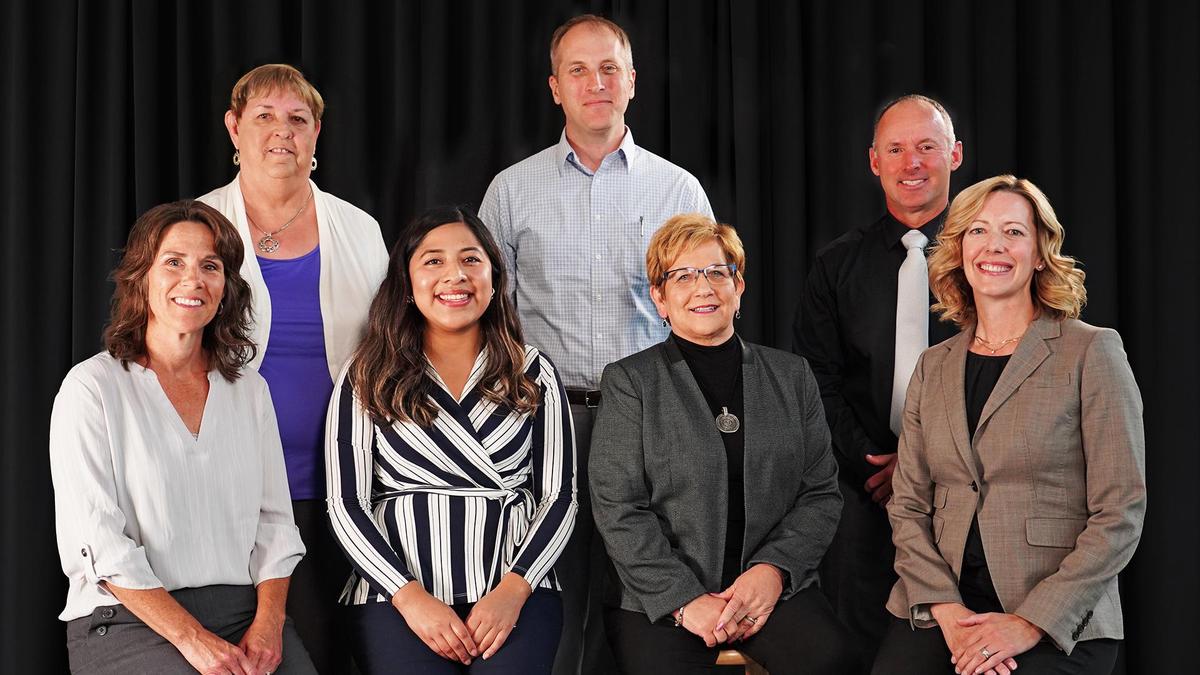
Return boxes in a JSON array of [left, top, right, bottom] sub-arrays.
[[230, 64, 325, 121], [549, 14, 634, 74], [929, 175, 1087, 328], [646, 213, 746, 288]]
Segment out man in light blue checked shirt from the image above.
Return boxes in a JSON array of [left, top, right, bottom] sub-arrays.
[[479, 13, 712, 675]]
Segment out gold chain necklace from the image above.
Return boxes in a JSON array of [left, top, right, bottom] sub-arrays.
[[973, 331, 1025, 355]]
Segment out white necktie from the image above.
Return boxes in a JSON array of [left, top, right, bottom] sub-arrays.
[[891, 229, 929, 436]]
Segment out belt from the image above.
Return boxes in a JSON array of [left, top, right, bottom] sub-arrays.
[[566, 389, 602, 408]]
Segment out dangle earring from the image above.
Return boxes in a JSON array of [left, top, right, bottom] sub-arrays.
[[217, 301, 224, 315], [661, 317, 670, 327], [735, 309, 741, 320], [310, 156, 318, 171], [232, 150, 240, 166], [406, 295, 414, 304]]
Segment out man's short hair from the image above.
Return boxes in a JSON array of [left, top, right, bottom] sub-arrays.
[[872, 94, 955, 147], [549, 14, 634, 75]]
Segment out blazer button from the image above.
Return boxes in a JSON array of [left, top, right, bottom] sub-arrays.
[[969, 481, 978, 492], [96, 625, 108, 637], [100, 607, 115, 619]]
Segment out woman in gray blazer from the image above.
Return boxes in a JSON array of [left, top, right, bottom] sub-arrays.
[[590, 214, 858, 675], [872, 176, 1146, 675]]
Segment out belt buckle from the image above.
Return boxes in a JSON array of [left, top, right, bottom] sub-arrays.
[[584, 390, 601, 408]]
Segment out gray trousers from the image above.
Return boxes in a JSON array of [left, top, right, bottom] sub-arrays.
[[65, 585, 316, 674], [552, 403, 617, 675]]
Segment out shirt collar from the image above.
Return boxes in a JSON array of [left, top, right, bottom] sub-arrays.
[[556, 126, 638, 177], [885, 208, 947, 251]]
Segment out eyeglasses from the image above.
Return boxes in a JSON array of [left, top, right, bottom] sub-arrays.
[[661, 263, 738, 287]]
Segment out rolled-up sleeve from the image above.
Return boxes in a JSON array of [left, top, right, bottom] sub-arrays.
[[248, 379, 305, 584], [50, 373, 161, 592]]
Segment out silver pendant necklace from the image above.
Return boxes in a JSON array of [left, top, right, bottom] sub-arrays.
[[716, 407, 740, 433], [248, 187, 313, 254]]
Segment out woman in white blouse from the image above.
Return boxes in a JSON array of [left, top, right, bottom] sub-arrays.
[[50, 200, 314, 674], [326, 206, 576, 674]]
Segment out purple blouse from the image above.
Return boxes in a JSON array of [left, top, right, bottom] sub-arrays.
[[257, 246, 333, 500]]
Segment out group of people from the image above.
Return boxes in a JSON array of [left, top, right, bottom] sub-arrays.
[[48, 12, 1146, 675]]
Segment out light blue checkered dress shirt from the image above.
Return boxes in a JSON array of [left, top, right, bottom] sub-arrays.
[[480, 129, 713, 390]]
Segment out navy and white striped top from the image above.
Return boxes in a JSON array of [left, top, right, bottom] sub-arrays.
[[325, 345, 576, 606]]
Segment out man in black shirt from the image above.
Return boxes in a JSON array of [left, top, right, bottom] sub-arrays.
[[793, 95, 963, 664]]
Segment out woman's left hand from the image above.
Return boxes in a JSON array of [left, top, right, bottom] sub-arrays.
[[711, 563, 785, 642], [465, 573, 532, 659], [238, 616, 284, 675], [952, 612, 1044, 675]]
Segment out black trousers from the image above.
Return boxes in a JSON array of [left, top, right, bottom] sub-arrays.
[[820, 473, 895, 671], [553, 403, 618, 675], [346, 588, 563, 674], [871, 617, 1118, 675], [65, 585, 316, 674], [605, 585, 861, 675], [289, 498, 359, 674]]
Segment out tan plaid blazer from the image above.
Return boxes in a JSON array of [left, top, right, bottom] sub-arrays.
[[885, 317, 1146, 654]]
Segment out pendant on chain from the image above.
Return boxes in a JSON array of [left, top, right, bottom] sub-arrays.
[[716, 406, 740, 434]]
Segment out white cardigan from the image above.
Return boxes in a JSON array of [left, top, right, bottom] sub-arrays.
[[199, 176, 389, 380]]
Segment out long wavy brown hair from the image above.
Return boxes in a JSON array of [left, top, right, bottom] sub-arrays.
[[104, 200, 255, 381], [348, 206, 538, 427]]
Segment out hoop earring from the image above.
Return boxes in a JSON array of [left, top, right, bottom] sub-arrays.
[[735, 309, 741, 320], [310, 156, 318, 171], [406, 295, 414, 304], [232, 150, 240, 166], [661, 317, 669, 327]]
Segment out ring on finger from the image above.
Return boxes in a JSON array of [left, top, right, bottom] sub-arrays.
[[980, 647, 992, 659]]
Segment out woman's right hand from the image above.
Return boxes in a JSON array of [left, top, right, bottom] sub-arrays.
[[176, 628, 256, 675], [931, 603, 1019, 675], [392, 582, 479, 665], [679, 594, 730, 647]]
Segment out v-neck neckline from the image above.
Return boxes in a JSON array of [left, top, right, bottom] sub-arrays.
[[135, 363, 217, 444], [425, 347, 489, 407]]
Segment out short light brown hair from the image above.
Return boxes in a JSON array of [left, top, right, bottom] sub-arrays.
[[646, 213, 746, 289], [104, 200, 255, 381], [549, 14, 633, 74], [929, 175, 1087, 328], [229, 63, 325, 121]]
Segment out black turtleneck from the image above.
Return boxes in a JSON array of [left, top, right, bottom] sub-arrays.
[[672, 332, 745, 589]]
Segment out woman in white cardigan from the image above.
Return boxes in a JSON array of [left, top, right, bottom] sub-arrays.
[[199, 63, 387, 673]]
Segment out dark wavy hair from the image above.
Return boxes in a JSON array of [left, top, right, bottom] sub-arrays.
[[103, 200, 255, 381], [348, 206, 538, 427]]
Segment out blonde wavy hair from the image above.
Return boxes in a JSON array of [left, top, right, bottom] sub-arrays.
[[929, 175, 1086, 328]]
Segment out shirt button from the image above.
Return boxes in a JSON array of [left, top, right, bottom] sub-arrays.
[[594, 254, 602, 261], [96, 625, 108, 636], [101, 607, 115, 619], [80, 548, 87, 557], [595, 333, 602, 339], [594, 294, 601, 301]]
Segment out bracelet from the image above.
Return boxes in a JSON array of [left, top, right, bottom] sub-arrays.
[[673, 605, 685, 628]]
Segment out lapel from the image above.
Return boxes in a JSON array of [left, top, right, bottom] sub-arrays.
[[974, 316, 1058, 440], [661, 338, 730, 494], [940, 330, 980, 483]]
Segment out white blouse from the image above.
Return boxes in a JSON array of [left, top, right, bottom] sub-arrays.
[[49, 353, 304, 621]]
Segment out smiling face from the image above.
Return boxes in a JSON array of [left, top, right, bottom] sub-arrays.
[[224, 87, 321, 180], [408, 221, 494, 340], [870, 99, 963, 227], [548, 23, 636, 142], [650, 239, 745, 346], [962, 190, 1043, 310], [145, 220, 226, 339]]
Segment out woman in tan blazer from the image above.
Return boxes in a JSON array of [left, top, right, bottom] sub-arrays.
[[871, 176, 1145, 675]]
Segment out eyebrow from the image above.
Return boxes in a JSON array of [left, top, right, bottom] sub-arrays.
[[418, 246, 484, 255], [159, 250, 221, 260], [250, 104, 311, 115]]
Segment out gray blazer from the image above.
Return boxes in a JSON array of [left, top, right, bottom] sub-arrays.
[[886, 317, 1146, 654], [589, 337, 842, 622]]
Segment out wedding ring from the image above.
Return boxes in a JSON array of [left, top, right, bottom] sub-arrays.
[[745, 616, 758, 624], [980, 648, 991, 659]]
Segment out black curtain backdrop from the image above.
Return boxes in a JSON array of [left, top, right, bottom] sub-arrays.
[[2, 1, 1195, 672]]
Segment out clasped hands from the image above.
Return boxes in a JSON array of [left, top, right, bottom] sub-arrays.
[[392, 572, 532, 665], [679, 563, 784, 647], [932, 602, 1045, 675]]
